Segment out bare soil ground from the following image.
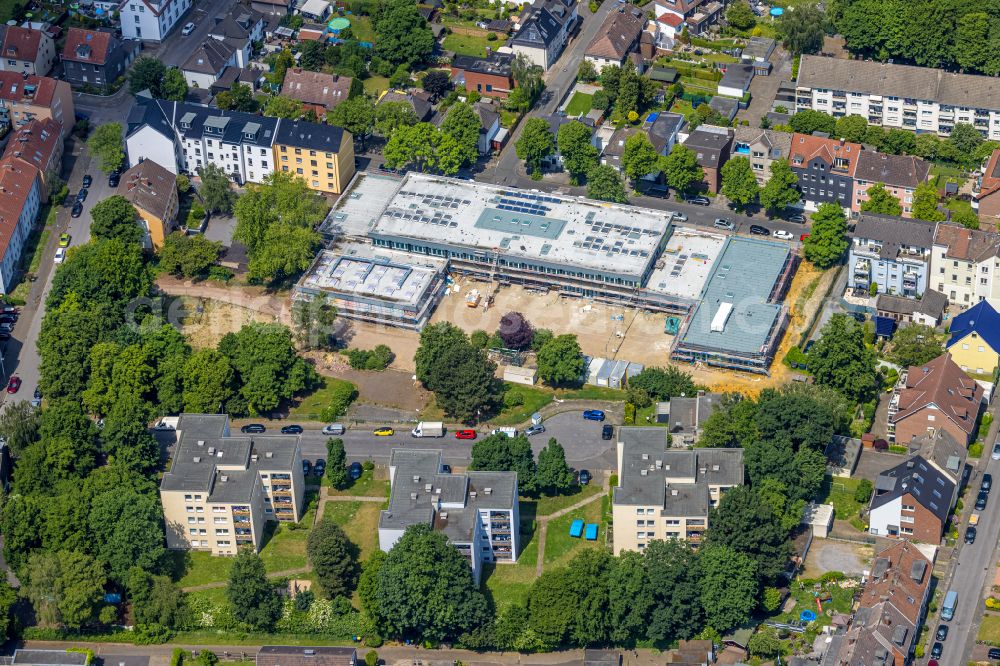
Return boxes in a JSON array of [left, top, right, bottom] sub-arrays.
[[801, 540, 872, 579], [303, 350, 431, 411], [176, 296, 278, 349]]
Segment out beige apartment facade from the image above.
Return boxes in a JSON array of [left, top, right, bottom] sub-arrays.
[[159, 414, 305, 556], [612, 427, 743, 555]]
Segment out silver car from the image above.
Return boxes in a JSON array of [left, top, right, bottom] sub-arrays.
[[322, 423, 346, 435], [525, 424, 546, 437], [992, 441, 1000, 460], [713, 218, 735, 231]]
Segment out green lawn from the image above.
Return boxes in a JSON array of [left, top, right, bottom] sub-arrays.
[[442, 32, 494, 57], [0, 0, 19, 23], [978, 613, 1000, 644], [701, 52, 739, 64], [177, 551, 234, 588], [670, 98, 695, 116], [543, 499, 603, 567], [288, 377, 357, 421], [930, 163, 968, 190], [489, 383, 554, 426], [534, 483, 602, 517], [258, 522, 311, 573], [565, 92, 594, 116], [324, 468, 390, 498], [817, 475, 867, 530], [322, 500, 382, 560], [772, 576, 856, 630], [482, 502, 539, 610], [363, 75, 389, 97], [558, 385, 623, 401], [349, 15, 375, 42]]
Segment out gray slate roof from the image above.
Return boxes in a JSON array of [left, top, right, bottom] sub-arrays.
[[510, 0, 574, 49], [852, 213, 937, 259], [797, 54, 1000, 110], [876, 289, 947, 320], [871, 454, 953, 525], [732, 126, 792, 160], [682, 124, 732, 167], [182, 39, 234, 74], [855, 151, 930, 189]]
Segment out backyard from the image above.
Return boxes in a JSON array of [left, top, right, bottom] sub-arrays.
[[323, 466, 390, 498], [817, 475, 867, 531], [442, 31, 494, 57], [288, 376, 358, 421], [565, 92, 594, 116]]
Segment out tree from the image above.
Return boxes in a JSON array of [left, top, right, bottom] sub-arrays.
[[422, 341, 501, 422], [628, 366, 696, 401], [91, 195, 142, 244], [516, 118, 556, 176], [586, 165, 627, 203], [372, 0, 434, 65], [383, 122, 442, 172], [621, 132, 659, 183], [370, 524, 489, 641], [498, 311, 534, 349], [887, 324, 942, 368], [536, 438, 575, 495], [129, 57, 167, 95], [87, 123, 125, 174], [748, 627, 783, 658], [247, 223, 321, 285], [511, 53, 543, 106], [440, 102, 480, 168], [721, 156, 759, 209], [0, 400, 39, 457], [860, 183, 903, 216], [89, 484, 168, 581], [557, 121, 599, 184], [0, 580, 16, 642], [291, 297, 337, 350], [778, 3, 824, 54], [23, 550, 107, 629], [216, 82, 260, 113], [536, 334, 584, 386], [759, 159, 800, 213], [789, 109, 836, 135], [726, 0, 756, 30], [100, 394, 161, 472], [375, 101, 419, 136], [421, 70, 452, 100], [125, 567, 188, 630], [949, 123, 983, 156], [328, 96, 376, 149], [883, 128, 916, 156], [415, 322, 469, 384], [661, 144, 703, 194], [577, 59, 598, 82], [307, 520, 360, 598], [952, 206, 980, 230], [808, 314, 879, 403], [325, 437, 348, 488], [228, 548, 282, 630], [911, 181, 945, 221], [264, 95, 305, 119], [471, 434, 538, 494], [834, 114, 868, 143], [161, 68, 188, 101], [48, 239, 151, 313], [234, 170, 327, 255], [183, 348, 235, 413], [803, 202, 848, 268], [698, 396, 760, 448], [698, 546, 758, 633], [644, 539, 703, 644], [218, 323, 315, 415], [704, 487, 791, 582], [158, 231, 222, 278]]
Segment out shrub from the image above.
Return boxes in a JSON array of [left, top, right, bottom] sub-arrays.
[[171, 648, 185, 666], [503, 389, 525, 408], [343, 345, 394, 371], [853, 479, 873, 504], [320, 382, 358, 421], [486, 32, 497, 41], [624, 402, 636, 425], [362, 460, 375, 471], [365, 634, 383, 648], [365, 651, 379, 666], [820, 571, 845, 583], [970, 442, 984, 458]]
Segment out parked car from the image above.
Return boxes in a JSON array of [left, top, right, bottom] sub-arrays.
[[749, 224, 769, 236], [455, 429, 477, 440], [988, 647, 1000, 659], [936, 625, 949, 641], [81, 174, 92, 189], [322, 423, 345, 435], [977, 490, 988, 510], [241, 423, 266, 434], [786, 212, 806, 223], [5, 375, 20, 394], [0, 332, 11, 341], [670, 211, 688, 222], [313, 459, 326, 477], [799, 233, 810, 242], [71, 202, 83, 218], [578, 469, 592, 485], [685, 196, 710, 206], [992, 441, 1000, 460], [773, 229, 793, 240], [983, 473, 993, 493], [302, 460, 312, 475], [348, 461, 363, 480], [583, 409, 606, 421], [373, 427, 394, 436], [0, 315, 16, 324], [31, 386, 41, 407], [713, 218, 735, 231], [280, 424, 304, 434], [850, 312, 867, 323], [59, 233, 71, 247], [525, 423, 546, 436], [931, 642, 943, 659], [441, 464, 452, 474], [108, 171, 120, 187], [965, 526, 977, 543], [76, 188, 88, 202], [182, 21, 196, 35], [0, 306, 18, 315], [54, 247, 66, 263], [602, 424, 614, 440]]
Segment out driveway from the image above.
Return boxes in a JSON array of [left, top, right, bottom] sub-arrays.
[[738, 47, 792, 126]]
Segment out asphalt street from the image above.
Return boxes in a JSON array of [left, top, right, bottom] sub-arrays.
[[147, 0, 239, 67]]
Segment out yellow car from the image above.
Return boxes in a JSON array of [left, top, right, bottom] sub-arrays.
[[372, 427, 394, 436], [59, 233, 71, 247]]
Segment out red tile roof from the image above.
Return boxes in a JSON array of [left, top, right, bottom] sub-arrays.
[[933, 222, 1000, 262], [62, 28, 112, 65], [1, 27, 45, 64], [281, 68, 352, 110], [0, 71, 58, 107], [790, 132, 862, 177], [2, 118, 60, 174], [0, 155, 39, 262], [891, 353, 983, 436], [657, 13, 684, 26]]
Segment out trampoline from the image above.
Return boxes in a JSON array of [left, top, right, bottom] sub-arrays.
[[569, 519, 584, 538]]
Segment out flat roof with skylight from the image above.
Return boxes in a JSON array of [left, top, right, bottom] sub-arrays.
[[646, 227, 726, 300], [320, 173, 404, 238]]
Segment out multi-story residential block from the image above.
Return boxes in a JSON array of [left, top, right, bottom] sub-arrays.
[[584, 6, 646, 70], [378, 448, 519, 584], [61, 28, 140, 90], [789, 133, 860, 210], [826, 541, 932, 666], [796, 55, 1000, 139], [653, 0, 722, 37], [848, 213, 935, 298], [273, 120, 355, 194], [853, 152, 930, 217], [731, 126, 792, 186], [118, 159, 179, 249], [281, 68, 354, 116], [0, 26, 56, 76], [159, 414, 306, 555], [930, 223, 1000, 308], [0, 72, 74, 138], [887, 352, 983, 445], [450, 52, 515, 100], [947, 300, 1000, 377], [869, 454, 956, 541], [2, 117, 63, 201], [119, 0, 192, 41], [509, 0, 578, 70], [0, 155, 40, 295], [181, 39, 237, 88], [681, 124, 732, 193], [905, 429, 967, 489], [973, 147, 1000, 219], [612, 427, 743, 554], [654, 391, 724, 446], [208, 8, 264, 68]]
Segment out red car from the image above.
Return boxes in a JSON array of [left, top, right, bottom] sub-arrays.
[[799, 233, 810, 242], [6, 376, 20, 394], [455, 429, 477, 440]]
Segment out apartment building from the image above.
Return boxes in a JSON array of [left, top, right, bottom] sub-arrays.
[[849, 213, 935, 298], [947, 300, 1000, 377], [273, 120, 355, 194], [378, 448, 519, 585], [159, 414, 306, 555], [869, 454, 955, 541], [653, 0, 723, 36], [789, 133, 860, 210], [181, 39, 237, 88], [118, 159, 179, 249], [887, 352, 983, 445], [731, 126, 792, 186], [207, 8, 264, 68], [61, 28, 140, 90], [827, 541, 932, 666], [509, 0, 578, 70], [796, 55, 1000, 139], [450, 52, 515, 100], [853, 152, 930, 217], [973, 147, 1000, 218], [0, 155, 41, 295], [0, 26, 56, 76], [0, 72, 74, 138], [875, 290, 948, 327], [584, 6, 646, 70], [612, 427, 743, 554], [930, 223, 1000, 308], [3, 117, 63, 201], [119, 0, 192, 41], [281, 68, 354, 115], [681, 124, 732, 193]]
